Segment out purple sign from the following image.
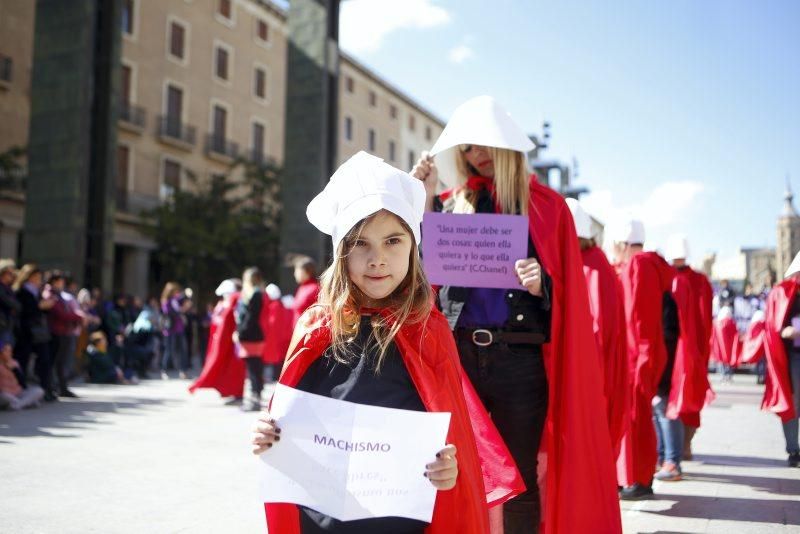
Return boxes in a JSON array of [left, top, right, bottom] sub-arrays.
[[422, 212, 529, 289]]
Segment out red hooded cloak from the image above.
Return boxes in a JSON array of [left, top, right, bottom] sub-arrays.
[[741, 315, 766, 364], [617, 251, 675, 487], [260, 296, 293, 365], [710, 315, 741, 367], [292, 280, 321, 327], [262, 305, 525, 533], [762, 279, 798, 422], [188, 294, 245, 398], [679, 268, 715, 428]]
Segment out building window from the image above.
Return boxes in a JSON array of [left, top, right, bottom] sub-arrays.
[[214, 45, 230, 81], [388, 141, 396, 162], [169, 21, 186, 61], [117, 145, 130, 191], [218, 0, 232, 18], [254, 67, 267, 99], [389, 104, 397, 119], [344, 117, 353, 141], [164, 84, 184, 136], [408, 115, 415, 131], [122, 0, 135, 35], [212, 104, 228, 140], [345, 76, 354, 93], [163, 159, 181, 197], [368, 129, 376, 151], [408, 150, 416, 170], [256, 19, 269, 43], [369, 91, 376, 107], [425, 125, 432, 142], [121, 65, 132, 106], [252, 122, 266, 160]]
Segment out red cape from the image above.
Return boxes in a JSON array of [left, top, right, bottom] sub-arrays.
[[528, 181, 622, 534], [188, 294, 245, 398], [679, 268, 715, 428], [263, 305, 524, 533], [580, 245, 629, 459], [741, 316, 766, 364], [710, 316, 741, 367], [667, 270, 714, 421], [617, 251, 674, 487], [762, 279, 798, 422], [260, 297, 293, 365], [292, 280, 321, 327]]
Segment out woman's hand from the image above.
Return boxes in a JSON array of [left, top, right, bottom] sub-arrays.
[[251, 411, 282, 455], [424, 444, 458, 490], [410, 151, 439, 201], [781, 326, 799, 340], [515, 258, 543, 297], [232, 331, 240, 344]]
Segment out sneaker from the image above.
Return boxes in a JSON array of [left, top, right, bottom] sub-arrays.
[[43, 391, 59, 402], [224, 396, 244, 406], [240, 399, 261, 412], [178, 371, 188, 380], [619, 483, 654, 501], [59, 389, 78, 398], [654, 461, 683, 481], [789, 452, 800, 467], [160, 371, 169, 380]]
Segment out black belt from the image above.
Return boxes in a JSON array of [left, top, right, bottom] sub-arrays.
[[456, 328, 545, 347]]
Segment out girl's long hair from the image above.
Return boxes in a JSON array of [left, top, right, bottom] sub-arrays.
[[241, 267, 263, 303], [317, 211, 431, 371], [453, 146, 530, 215]]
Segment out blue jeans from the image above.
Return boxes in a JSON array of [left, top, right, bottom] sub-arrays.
[[653, 395, 684, 466], [781, 353, 800, 454], [161, 333, 189, 372]]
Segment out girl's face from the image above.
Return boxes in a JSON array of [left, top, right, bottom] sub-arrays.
[[346, 211, 413, 305], [461, 144, 494, 178]]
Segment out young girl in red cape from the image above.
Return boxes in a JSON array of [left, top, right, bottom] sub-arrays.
[[188, 279, 245, 401], [251, 151, 524, 533], [762, 252, 800, 467], [412, 96, 622, 533], [710, 306, 741, 382]]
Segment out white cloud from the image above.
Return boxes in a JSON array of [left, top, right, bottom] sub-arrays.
[[339, 0, 450, 54], [447, 44, 473, 64]]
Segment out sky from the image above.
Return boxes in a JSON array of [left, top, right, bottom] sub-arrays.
[[338, 0, 800, 272]]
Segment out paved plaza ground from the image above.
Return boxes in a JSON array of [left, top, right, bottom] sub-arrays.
[[1, 372, 798, 533]]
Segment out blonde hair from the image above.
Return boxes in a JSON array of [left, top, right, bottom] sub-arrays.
[[241, 267, 264, 303], [160, 281, 181, 303], [317, 211, 431, 371], [13, 263, 41, 292], [454, 146, 530, 215]]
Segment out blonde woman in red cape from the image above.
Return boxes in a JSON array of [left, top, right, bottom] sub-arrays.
[[412, 96, 621, 534], [761, 252, 800, 467], [566, 199, 629, 461], [251, 152, 524, 533]]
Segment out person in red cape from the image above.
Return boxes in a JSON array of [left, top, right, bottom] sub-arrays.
[[664, 235, 715, 460], [761, 252, 800, 467], [612, 219, 676, 498], [259, 283, 293, 382], [566, 199, 629, 460], [413, 96, 621, 533], [188, 279, 245, 401], [251, 151, 524, 533], [710, 306, 741, 382], [741, 309, 766, 365], [290, 257, 321, 327]]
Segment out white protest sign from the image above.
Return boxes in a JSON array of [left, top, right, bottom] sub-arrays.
[[258, 383, 451, 522]]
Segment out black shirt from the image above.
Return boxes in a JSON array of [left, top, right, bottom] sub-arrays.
[[294, 316, 427, 534]]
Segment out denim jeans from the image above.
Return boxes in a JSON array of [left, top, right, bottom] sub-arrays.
[[781, 353, 800, 454], [653, 395, 684, 466], [161, 333, 189, 372], [457, 337, 549, 534]]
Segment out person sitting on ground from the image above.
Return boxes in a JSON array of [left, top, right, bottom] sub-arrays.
[[85, 331, 130, 385], [0, 339, 44, 410]]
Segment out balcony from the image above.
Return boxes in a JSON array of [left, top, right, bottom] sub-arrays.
[[157, 116, 196, 152], [118, 103, 146, 133], [0, 55, 12, 89], [205, 133, 239, 163]]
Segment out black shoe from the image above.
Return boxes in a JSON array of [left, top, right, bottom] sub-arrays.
[[789, 453, 800, 467], [59, 389, 78, 398], [43, 391, 59, 402], [619, 483, 654, 500]]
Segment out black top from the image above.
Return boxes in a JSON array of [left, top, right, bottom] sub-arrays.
[[0, 282, 21, 333], [294, 316, 427, 534], [434, 187, 552, 340], [783, 294, 800, 358], [658, 292, 681, 396], [236, 290, 264, 342]]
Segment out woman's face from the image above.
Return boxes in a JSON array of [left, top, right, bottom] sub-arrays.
[[346, 211, 412, 306], [28, 272, 42, 288], [461, 144, 494, 178]]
